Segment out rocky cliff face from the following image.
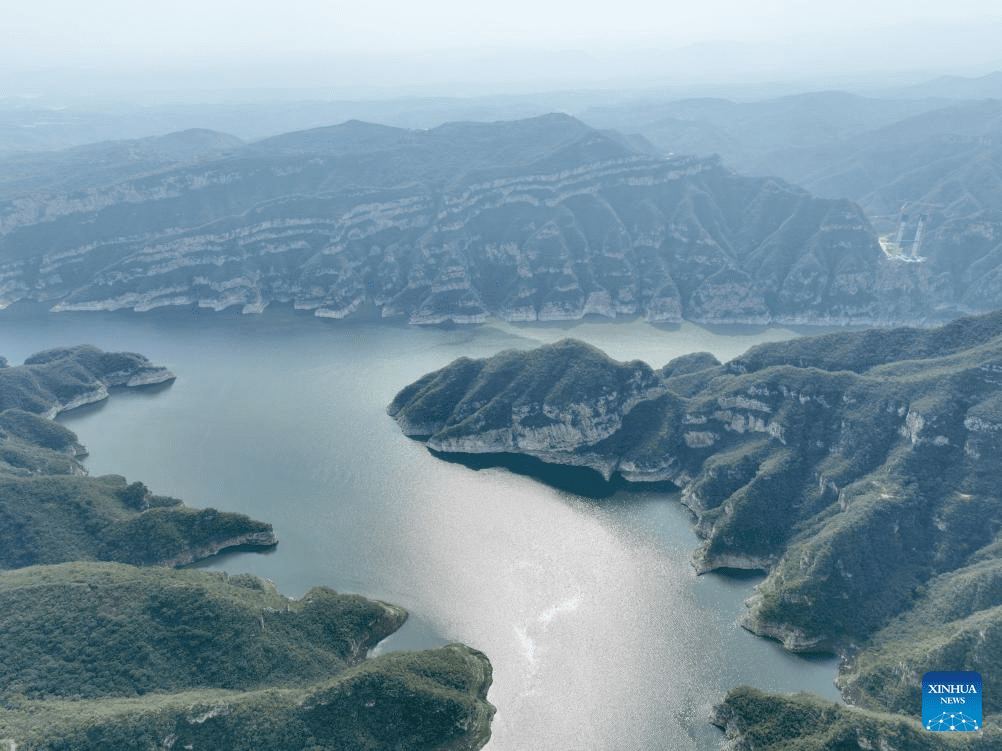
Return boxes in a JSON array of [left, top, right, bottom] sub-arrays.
[[389, 312, 1002, 730], [3, 114, 967, 326], [388, 339, 666, 478]]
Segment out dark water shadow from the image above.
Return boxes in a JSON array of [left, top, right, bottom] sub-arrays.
[[181, 541, 279, 570], [430, 448, 677, 499], [709, 567, 768, 581], [646, 321, 683, 333], [502, 313, 657, 332]]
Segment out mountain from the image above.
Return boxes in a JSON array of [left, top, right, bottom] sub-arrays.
[[711, 686, 993, 750], [743, 100, 1002, 317], [0, 563, 495, 750], [0, 346, 497, 749], [871, 71, 1002, 100], [389, 311, 1002, 739], [752, 99, 1002, 212], [0, 128, 244, 194], [578, 91, 956, 173], [0, 345, 278, 568], [4, 113, 970, 326]]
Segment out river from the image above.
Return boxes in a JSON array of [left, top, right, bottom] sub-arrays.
[[1, 303, 840, 750]]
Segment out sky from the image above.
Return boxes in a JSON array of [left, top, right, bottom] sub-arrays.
[[4, 0, 1002, 95]]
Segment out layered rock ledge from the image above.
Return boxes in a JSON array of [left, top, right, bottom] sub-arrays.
[[4, 115, 967, 328], [390, 311, 1002, 733]]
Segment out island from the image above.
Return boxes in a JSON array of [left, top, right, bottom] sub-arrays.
[[389, 311, 1002, 746]]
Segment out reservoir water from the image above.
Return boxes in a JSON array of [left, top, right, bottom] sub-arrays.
[[2, 304, 840, 750]]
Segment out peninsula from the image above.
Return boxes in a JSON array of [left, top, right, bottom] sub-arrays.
[[389, 311, 1002, 746], [0, 346, 496, 750]]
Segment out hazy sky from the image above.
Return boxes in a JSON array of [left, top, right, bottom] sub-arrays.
[[4, 0, 1002, 92]]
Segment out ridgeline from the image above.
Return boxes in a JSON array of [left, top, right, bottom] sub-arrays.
[[390, 311, 1002, 747], [0, 346, 496, 750]]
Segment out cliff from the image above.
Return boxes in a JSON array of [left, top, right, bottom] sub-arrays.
[[389, 311, 1002, 733], [3, 114, 965, 327]]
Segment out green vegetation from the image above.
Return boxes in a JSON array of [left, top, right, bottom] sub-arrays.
[[0, 564, 494, 750], [0, 474, 274, 568], [0, 409, 79, 452], [0, 345, 496, 749], [838, 555, 1002, 717], [0, 562, 406, 700], [0, 347, 275, 569], [391, 309, 1002, 746], [0, 345, 173, 416], [388, 339, 664, 455], [728, 310, 1002, 374], [0, 643, 493, 751], [712, 687, 999, 750]]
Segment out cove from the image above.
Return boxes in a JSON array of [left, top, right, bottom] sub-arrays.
[[2, 303, 839, 750]]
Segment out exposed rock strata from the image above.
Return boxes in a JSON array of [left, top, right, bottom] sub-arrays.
[[2, 114, 963, 326], [389, 311, 1002, 730], [152, 529, 279, 568]]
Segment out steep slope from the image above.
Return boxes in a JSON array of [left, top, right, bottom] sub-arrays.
[[389, 311, 1002, 736], [580, 91, 954, 171], [0, 350, 497, 749], [747, 101, 1002, 314], [2, 114, 943, 325], [711, 687, 997, 750], [0, 346, 277, 568], [0, 563, 495, 751], [0, 128, 244, 195]]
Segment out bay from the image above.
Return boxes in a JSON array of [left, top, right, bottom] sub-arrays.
[[1, 304, 839, 750]]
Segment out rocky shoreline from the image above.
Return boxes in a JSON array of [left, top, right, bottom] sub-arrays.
[[158, 529, 280, 568], [0, 345, 497, 750], [389, 315, 1002, 742]]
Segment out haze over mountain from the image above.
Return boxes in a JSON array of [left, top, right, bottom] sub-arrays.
[[7, 0, 1002, 748], [6, 112, 998, 327]]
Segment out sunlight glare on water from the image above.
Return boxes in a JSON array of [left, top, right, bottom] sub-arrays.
[[380, 461, 719, 749], [1, 305, 837, 750]]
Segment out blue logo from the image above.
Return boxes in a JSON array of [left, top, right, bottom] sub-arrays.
[[923, 671, 982, 731]]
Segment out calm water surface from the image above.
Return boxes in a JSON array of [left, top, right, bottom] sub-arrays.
[[1, 305, 839, 750]]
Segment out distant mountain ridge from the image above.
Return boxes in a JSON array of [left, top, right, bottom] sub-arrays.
[[580, 88, 1002, 322], [2, 113, 961, 326], [2, 112, 1000, 326]]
